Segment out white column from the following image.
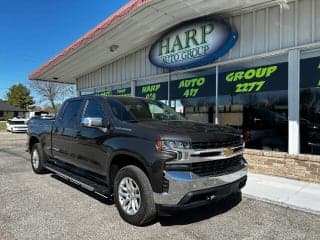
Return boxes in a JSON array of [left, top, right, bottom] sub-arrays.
[[288, 49, 300, 154], [168, 71, 171, 105], [131, 80, 136, 97], [215, 65, 219, 125]]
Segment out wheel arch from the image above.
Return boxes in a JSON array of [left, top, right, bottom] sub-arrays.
[[108, 152, 150, 193], [29, 135, 40, 152]]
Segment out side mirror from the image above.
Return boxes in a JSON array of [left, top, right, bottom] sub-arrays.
[[81, 117, 103, 128]]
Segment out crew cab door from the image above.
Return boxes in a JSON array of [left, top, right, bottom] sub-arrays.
[[51, 99, 84, 164], [73, 99, 111, 176]]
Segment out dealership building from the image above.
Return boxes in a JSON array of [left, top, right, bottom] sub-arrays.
[[29, 0, 320, 182]]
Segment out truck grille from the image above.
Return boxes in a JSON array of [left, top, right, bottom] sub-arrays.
[[191, 138, 242, 149], [190, 156, 243, 177], [165, 156, 244, 177], [162, 177, 169, 192]]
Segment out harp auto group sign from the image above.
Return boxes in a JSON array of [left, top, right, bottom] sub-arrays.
[[149, 18, 238, 70]]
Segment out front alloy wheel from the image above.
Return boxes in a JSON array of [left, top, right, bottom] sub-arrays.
[[118, 177, 141, 215], [114, 165, 157, 226]]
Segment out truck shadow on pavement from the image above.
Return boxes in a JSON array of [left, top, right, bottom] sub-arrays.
[[157, 192, 242, 226], [50, 173, 242, 226]]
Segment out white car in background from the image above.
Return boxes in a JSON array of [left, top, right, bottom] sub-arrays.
[[6, 118, 28, 133]]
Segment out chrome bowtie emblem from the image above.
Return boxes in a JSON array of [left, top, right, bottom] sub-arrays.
[[224, 148, 234, 156]]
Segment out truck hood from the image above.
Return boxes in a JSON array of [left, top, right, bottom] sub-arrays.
[[133, 120, 241, 143]]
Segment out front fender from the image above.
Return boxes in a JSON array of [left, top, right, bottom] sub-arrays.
[[104, 137, 169, 193]]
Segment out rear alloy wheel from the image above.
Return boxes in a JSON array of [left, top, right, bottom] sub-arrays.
[[114, 165, 157, 226], [31, 143, 48, 174]]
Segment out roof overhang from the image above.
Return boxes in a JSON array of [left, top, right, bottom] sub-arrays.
[[29, 0, 279, 84]]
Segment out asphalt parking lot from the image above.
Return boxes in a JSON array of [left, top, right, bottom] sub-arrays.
[[0, 132, 319, 240]]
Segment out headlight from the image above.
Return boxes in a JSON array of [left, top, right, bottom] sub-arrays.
[[156, 139, 190, 151]]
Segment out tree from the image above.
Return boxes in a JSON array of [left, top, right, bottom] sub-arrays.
[[30, 80, 75, 113], [42, 103, 63, 113], [6, 84, 34, 110]]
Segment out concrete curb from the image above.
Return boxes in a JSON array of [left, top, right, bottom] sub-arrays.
[[242, 173, 320, 216], [243, 193, 320, 216]]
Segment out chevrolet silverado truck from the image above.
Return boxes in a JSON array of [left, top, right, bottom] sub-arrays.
[[27, 96, 247, 226]]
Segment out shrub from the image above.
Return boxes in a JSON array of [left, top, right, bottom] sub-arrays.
[[0, 122, 6, 132], [4, 114, 13, 121]]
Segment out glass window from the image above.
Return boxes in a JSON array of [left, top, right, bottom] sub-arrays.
[[218, 55, 288, 152], [171, 97, 216, 123], [8, 120, 26, 125], [300, 49, 320, 155], [83, 100, 105, 118], [108, 98, 186, 121], [135, 82, 168, 100], [62, 100, 83, 128], [108, 99, 135, 122], [168, 67, 217, 123]]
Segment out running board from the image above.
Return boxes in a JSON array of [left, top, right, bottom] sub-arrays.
[[45, 162, 111, 196]]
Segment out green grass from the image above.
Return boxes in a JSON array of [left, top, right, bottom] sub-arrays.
[[0, 121, 6, 132]]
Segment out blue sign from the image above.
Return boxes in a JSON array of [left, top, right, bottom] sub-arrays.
[[149, 18, 238, 70]]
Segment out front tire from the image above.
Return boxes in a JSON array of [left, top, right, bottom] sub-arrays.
[[31, 143, 47, 174], [114, 165, 157, 226]]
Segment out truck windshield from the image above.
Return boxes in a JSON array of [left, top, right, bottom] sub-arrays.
[[108, 98, 186, 122], [8, 120, 26, 125]]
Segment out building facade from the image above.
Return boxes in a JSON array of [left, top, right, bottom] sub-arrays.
[[30, 0, 320, 182], [0, 100, 27, 120]]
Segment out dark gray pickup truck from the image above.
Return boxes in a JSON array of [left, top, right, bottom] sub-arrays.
[[27, 95, 247, 225]]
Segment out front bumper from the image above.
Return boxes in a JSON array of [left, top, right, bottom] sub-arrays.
[[11, 127, 28, 132], [154, 166, 247, 207]]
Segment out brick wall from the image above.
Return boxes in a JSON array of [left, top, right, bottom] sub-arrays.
[[244, 149, 320, 183]]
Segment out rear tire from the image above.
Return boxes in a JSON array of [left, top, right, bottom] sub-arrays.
[[31, 143, 48, 174], [114, 165, 157, 226]]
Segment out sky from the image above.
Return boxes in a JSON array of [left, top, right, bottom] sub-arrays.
[[0, 0, 129, 102]]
